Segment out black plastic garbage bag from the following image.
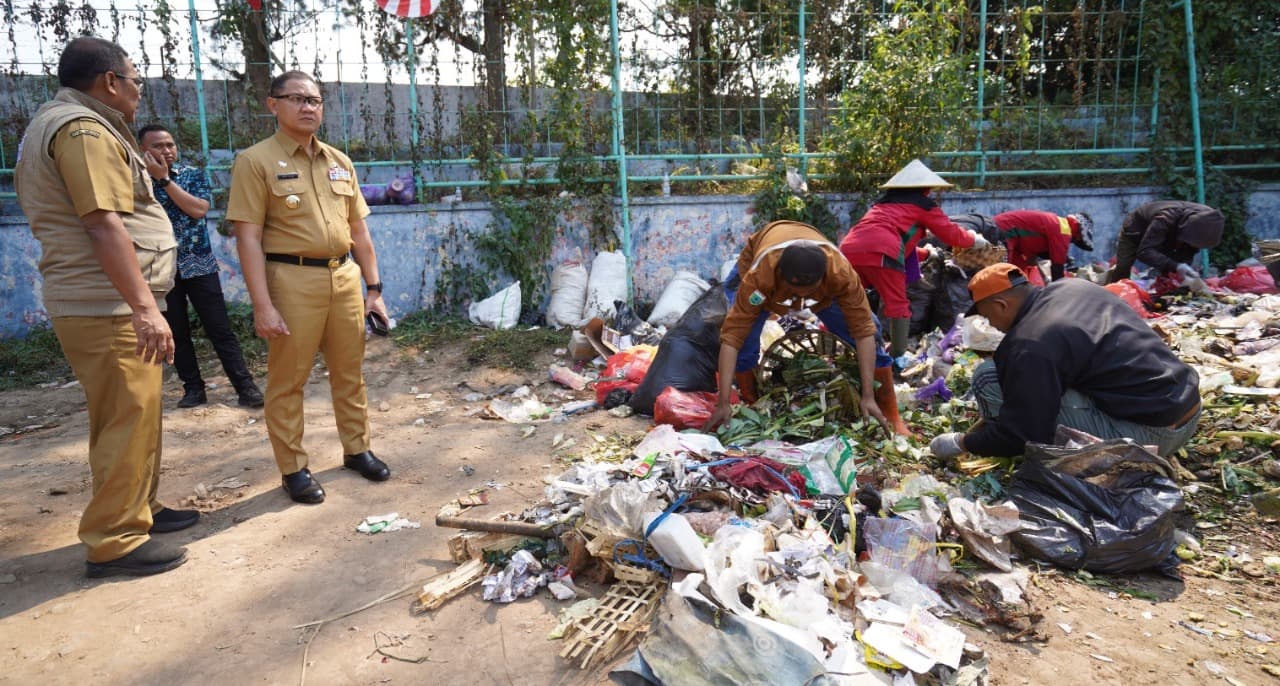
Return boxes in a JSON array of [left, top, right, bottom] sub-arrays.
[[950, 212, 1002, 245], [1008, 438, 1184, 576], [629, 286, 728, 415]]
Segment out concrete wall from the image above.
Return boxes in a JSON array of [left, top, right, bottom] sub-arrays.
[[2, 183, 1278, 338]]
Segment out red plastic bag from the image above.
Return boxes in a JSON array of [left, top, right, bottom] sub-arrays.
[[652, 387, 718, 430], [1220, 265, 1278, 295], [595, 346, 657, 405], [1104, 280, 1160, 319]]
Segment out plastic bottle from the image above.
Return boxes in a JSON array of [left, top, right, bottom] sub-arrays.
[[661, 172, 671, 197]]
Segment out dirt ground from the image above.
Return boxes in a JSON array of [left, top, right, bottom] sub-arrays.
[[0, 336, 1277, 686]]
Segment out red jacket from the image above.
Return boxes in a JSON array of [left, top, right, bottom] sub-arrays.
[[840, 190, 975, 269], [994, 210, 1076, 269]]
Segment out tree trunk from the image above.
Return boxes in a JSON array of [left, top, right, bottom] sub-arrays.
[[482, 0, 508, 143], [241, 9, 273, 140]]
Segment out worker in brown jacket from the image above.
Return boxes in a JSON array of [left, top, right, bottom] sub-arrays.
[[15, 36, 196, 577], [703, 220, 904, 434]]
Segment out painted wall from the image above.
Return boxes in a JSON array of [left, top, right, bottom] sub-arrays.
[[2, 183, 1278, 338]]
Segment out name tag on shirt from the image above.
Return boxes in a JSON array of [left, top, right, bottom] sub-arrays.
[[275, 172, 300, 180], [328, 167, 351, 182]]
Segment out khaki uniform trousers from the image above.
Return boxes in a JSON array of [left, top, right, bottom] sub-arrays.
[[264, 259, 370, 474], [52, 316, 163, 563]]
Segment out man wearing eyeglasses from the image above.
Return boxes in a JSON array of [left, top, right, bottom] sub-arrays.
[[929, 263, 1201, 460], [15, 36, 196, 577], [227, 70, 392, 505]]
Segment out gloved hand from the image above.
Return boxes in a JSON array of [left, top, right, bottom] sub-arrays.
[[969, 232, 990, 250], [929, 432, 967, 458], [1176, 263, 1200, 280]]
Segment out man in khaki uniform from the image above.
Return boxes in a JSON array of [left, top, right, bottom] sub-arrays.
[[15, 36, 197, 577], [227, 70, 391, 504]]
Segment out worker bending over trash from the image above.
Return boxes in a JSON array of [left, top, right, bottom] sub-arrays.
[[703, 220, 901, 434], [1105, 200, 1224, 285], [839, 159, 987, 362], [992, 209, 1093, 285], [930, 263, 1202, 460]]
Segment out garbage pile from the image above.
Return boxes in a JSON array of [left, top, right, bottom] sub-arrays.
[[430, 255, 1280, 684]]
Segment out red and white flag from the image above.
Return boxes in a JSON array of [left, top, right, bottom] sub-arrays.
[[376, 0, 436, 17]]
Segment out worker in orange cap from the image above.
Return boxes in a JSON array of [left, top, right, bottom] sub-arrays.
[[929, 263, 1201, 459]]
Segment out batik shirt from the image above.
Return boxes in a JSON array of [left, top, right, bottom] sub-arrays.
[[155, 164, 216, 279]]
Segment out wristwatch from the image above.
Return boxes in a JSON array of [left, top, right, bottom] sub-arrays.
[[366, 282, 383, 293], [156, 177, 172, 187]]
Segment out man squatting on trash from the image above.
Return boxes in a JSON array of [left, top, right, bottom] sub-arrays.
[[702, 220, 894, 434], [929, 263, 1203, 460]]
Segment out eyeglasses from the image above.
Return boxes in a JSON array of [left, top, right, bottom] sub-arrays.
[[271, 93, 324, 108], [103, 70, 144, 90]]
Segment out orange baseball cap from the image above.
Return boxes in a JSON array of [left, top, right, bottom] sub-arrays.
[[966, 263, 1029, 315]]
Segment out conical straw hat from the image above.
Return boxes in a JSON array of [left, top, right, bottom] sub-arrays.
[[879, 159, 954, 189]]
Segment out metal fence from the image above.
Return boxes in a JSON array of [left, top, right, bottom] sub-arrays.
[[2, 0, 1278, 212]]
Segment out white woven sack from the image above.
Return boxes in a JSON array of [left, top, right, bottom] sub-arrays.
[[582, 251, 628, 321], [469, 281, 521, 330], [546, 262, 589, 329], [648, 270, 711, 327]]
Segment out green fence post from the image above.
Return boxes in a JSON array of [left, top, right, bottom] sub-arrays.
[[187, 0, 211, 167], [975, 0, 987, 187], [1180, 0, 1209, 271], [797, 0, 806, 174], [609, 0, 632, 300]]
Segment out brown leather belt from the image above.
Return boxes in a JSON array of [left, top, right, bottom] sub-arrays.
[[1170, 400, 1201, 430], [265, 252, 349, 269]]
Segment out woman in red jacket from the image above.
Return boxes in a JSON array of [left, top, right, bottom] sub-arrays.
[[993, 209, 1093, 285], [839, 160, 986, 361]]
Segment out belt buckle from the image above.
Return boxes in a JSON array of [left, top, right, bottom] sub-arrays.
[[327, 257, 340, 269]]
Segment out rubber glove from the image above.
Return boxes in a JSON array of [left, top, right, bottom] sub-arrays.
[[968, 232, 990, 250], [1176, 263, 1200, 280], [929, 432, 967, 458]]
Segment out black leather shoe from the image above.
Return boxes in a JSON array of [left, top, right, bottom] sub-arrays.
[[86, 539, 187, 578], [237, 386, 264, 408], [177, 388, 207, 408], [282, 468, 325, 504], [150, 507, 200, 533], [343, 451, 390, 482]]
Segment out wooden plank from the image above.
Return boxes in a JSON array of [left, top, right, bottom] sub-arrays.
[[412, 559, 487, 613]]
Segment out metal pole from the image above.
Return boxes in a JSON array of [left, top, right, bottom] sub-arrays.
[[187, 0, 211, 167], [1181, 0, 1208, 270], [609, 0, 633, 300], [975, 0, 987, 187], [797, 0, 806, 174], [407, 20, 419, 150]]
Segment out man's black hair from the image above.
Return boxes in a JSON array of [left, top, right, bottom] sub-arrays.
[[137, 123, 171, 142], [269, 70, 320, 97], [778, 244, 827, 287], [58, 36, 129, 91]]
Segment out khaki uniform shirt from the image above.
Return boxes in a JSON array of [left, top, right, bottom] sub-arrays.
[[225, 131, 370, 258]]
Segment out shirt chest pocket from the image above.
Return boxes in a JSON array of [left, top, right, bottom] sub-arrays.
[[269, 180, 308, 215], [328, 179, 353, 221]]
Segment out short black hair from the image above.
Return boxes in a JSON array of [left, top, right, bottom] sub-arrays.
[[777, 244, 827, 287], [269, 70, 320, 97], [58, 36, 129, 91], [137, 123, 171, 142]]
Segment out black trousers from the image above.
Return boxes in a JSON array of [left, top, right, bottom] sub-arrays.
[[164, 272, 256, 394]]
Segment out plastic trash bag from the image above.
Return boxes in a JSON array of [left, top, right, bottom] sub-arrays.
[[629, 286, 728, 414], [863, 517, 943, 587], [652, 387, 718, 430], [1103, 279, 1160, 319], [583, 251, 628, 320], [546, 262, 589, 329], [648, 271, 712, 328], [611, 582, 829, 686], [1008, 438, 1184, 576], [469, 281, 521, 329], [1221, 264, 1278, 295], [594, 346, 656, 405]]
